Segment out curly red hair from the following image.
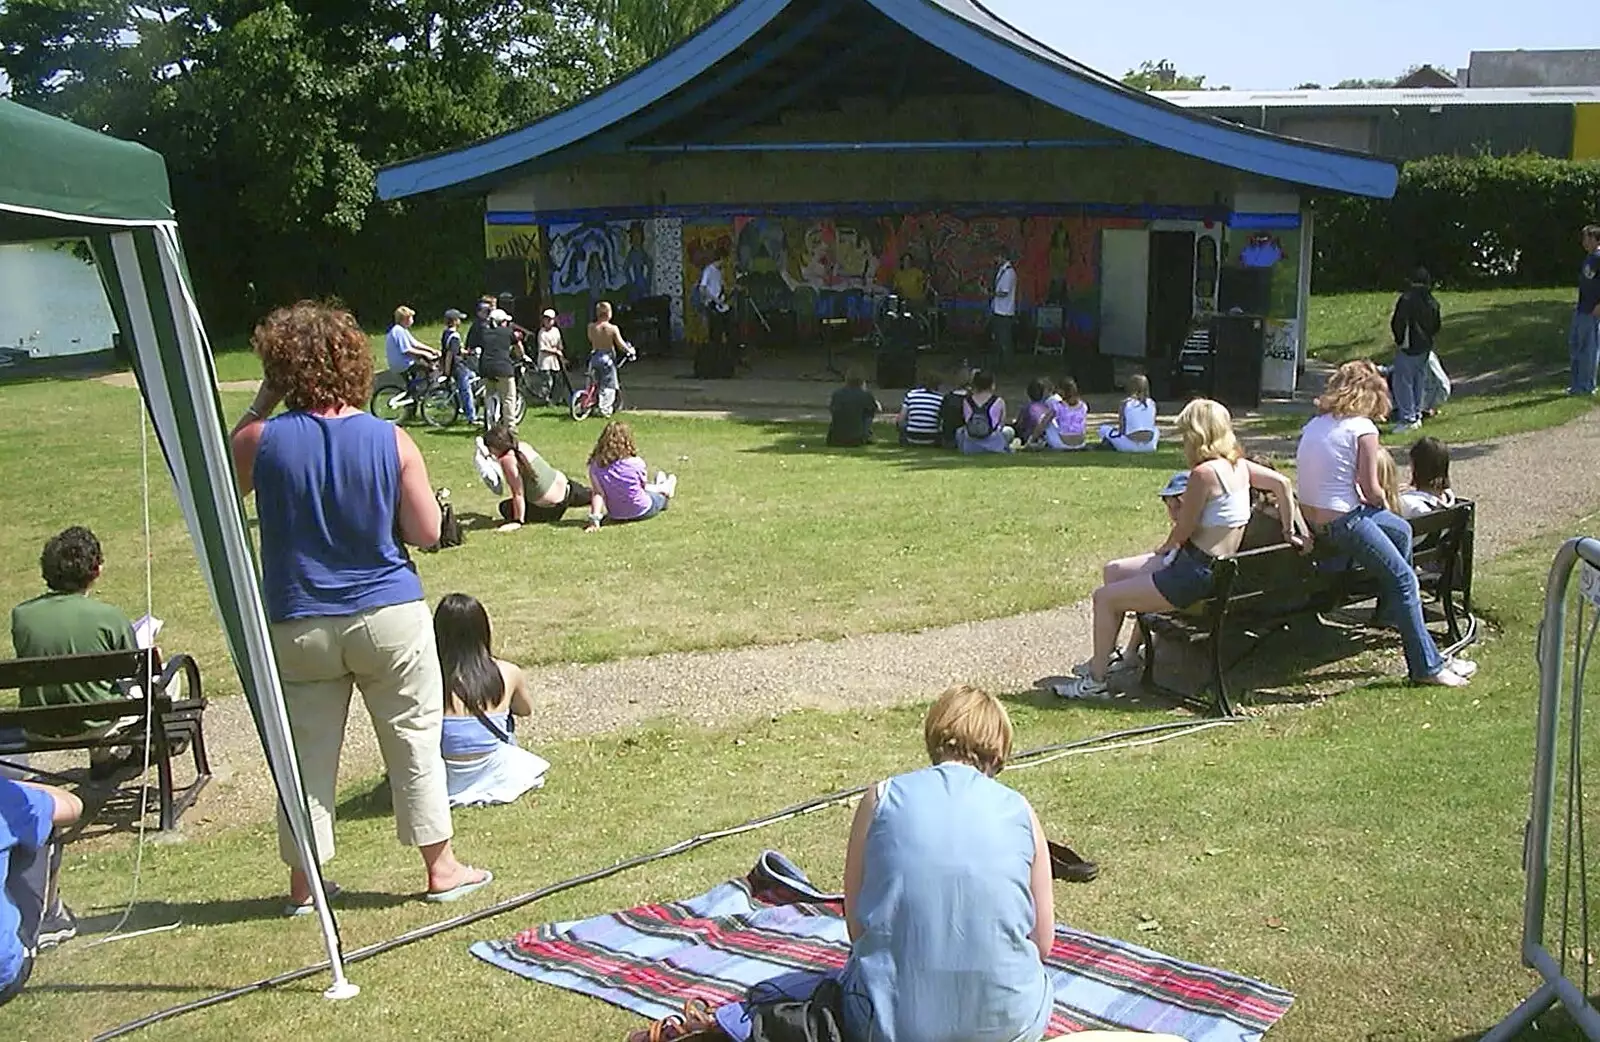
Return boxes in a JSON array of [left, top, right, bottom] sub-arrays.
[[252, 301, 374, 410], [588, 421, 638, 469]]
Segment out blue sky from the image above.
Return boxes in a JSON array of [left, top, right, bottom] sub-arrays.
[[982, 0, 1583, 90]]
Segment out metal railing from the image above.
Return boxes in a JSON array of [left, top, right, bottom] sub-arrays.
[[1485, 536, 1600, 1040]]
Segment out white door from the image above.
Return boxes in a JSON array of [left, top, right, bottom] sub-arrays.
[[1099, 229, 1149, 359]]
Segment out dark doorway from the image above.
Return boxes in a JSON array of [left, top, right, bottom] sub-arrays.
[[1146, 231, 1196, 398]]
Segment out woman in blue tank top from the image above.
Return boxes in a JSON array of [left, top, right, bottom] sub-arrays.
[[231, 301, 491, 913], [839, 684, 1054, 1042]]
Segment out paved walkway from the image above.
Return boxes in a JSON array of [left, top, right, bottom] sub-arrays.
[[123, 405, 1600, 840]]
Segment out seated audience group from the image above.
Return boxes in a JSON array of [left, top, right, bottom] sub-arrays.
[[830, 368, 1160, 456]]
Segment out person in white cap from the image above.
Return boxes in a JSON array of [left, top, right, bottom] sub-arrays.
[[532, 308, 567, 406], [478, 308, 522, 426]]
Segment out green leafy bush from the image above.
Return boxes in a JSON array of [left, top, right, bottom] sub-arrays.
[[1314, 155, 1600, 291]]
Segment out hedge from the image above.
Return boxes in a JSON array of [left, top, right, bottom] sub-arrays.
[[1313, 155, 1600, 292]]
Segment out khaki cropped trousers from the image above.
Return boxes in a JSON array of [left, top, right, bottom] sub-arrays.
[[268, 600, 451, 867]]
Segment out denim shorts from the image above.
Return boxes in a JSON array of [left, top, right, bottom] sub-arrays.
[[1151, 544, 1217, 609], [614, 491, 668, 523]]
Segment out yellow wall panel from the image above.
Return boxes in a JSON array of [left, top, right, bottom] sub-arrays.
[[1574, 105, 1600, 160]]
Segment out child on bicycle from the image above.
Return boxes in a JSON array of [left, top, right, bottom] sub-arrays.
[[385, 305, 440, 404], [586, 301, 635, 418], [585, 421, 677, 531]]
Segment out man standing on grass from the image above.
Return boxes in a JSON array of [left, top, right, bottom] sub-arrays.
[[1388, 268, 1441, 433], [1569, 224, 1600, 397]]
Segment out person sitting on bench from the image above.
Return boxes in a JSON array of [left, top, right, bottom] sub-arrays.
[[1297, 360, 1473, 689], [0, 777, 82, 1006], [10, 528, 146, 780], [1400, 437, 1456, 519], [1059, 399, 1307, 700]]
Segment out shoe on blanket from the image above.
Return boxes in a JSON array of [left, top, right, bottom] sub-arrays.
[[625, 998, 724, 1042], [1047, 841, 1100, 884]]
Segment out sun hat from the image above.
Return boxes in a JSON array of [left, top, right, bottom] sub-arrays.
[[443, 308, 466, 321], [541, 308, 556, 319], [1158, 472, 1189, 498], [488, 308, 511, 323]]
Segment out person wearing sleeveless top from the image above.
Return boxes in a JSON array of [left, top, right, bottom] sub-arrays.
[[955, 370, 1016, 454], [1295, 361, 1472, 688], [1060, 398, 1308, 700], [231, 301, 491, 912], [480, 424, 591, 529], [1096, 374, 1159, 453], [434, 594, 548, 807], [835, 685, 1053, 1042]]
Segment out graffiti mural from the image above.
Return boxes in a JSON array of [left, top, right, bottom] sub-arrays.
[[546, 219, 670, 345], [484, 222, 543, 300]]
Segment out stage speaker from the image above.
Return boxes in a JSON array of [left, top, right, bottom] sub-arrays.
[[694, 342, 737, 379], [1217, 267, 1273, 316], [876, 349, 917, 390], [1209, 314, 1264, 410]]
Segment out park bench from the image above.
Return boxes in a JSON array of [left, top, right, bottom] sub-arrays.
[[0, 650, 211, 830], [1136, 500, 1477, 717]]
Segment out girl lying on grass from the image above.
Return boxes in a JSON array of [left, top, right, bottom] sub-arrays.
[[1059, 398, 1309, 699]]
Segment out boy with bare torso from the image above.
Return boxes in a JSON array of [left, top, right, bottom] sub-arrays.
[[586, 301, 636, 418]]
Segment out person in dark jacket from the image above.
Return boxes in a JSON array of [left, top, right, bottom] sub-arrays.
[[1389, 267, 1441, 433]]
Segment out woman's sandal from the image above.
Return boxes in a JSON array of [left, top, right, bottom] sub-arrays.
[[625, 999, 724, 1042]]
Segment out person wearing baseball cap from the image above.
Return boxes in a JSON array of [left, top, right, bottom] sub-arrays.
[[531, 309, 567, 406], [440, 309, 476, 424], [1058, 399, 1307, 700]]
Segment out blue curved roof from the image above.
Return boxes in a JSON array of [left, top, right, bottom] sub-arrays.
[[376, 0, 1398, 201]]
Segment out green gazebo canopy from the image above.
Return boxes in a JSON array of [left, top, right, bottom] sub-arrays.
[[0, 97, 351, 997]]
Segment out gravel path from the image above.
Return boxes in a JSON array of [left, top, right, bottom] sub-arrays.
[[96, 408, 1600, 839]]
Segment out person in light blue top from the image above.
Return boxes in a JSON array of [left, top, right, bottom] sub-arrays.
[[839, 683, 1054, 1042], [435, 594, 549, 807]]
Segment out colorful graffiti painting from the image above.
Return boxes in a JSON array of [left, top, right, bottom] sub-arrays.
[[484, 222, 543, 299], [546, 219, 671, 345]]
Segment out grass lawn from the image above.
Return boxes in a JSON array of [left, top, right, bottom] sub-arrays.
[[1, 520, 1591, 1042], [1300, 287, 1599, 443], [0, 379, 1182, 695]]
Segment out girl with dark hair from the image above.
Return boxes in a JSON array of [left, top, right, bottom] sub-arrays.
[[435, 593, 548, 807], [480, 424, 591, 529]]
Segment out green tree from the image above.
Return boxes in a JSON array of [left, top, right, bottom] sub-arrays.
[[1122, 60, 1207, 92], [603, 0, 733, 65]]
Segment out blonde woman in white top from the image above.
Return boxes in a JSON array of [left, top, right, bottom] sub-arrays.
[[1295, 360, 1470, 688], [1060, 399, 1306, 699], [1097, 374, 1159, 452]]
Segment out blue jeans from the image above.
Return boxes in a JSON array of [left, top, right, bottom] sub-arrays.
[[1570, 311, 1600, 395], [1390, 350, 1427, 425], [1322, 506, 1445, 681], [452, 366, 477, 422]]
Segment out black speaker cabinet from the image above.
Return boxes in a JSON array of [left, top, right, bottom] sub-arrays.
[[876, 349, 918, 390], [693, 342, 737, 380], [1209, 314, 1264, 410]]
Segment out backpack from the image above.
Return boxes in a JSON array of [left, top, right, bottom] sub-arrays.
[[747, 976, 846, 1042], [965, 395, 998, 439], [427, 488, 464, 552]]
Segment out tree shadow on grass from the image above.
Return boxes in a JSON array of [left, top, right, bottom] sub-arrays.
[[729, 418, 1182, 473], [1009, 608, 1410, 719]]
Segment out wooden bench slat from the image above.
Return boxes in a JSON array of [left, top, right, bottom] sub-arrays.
[[0, 650, 155, 690]]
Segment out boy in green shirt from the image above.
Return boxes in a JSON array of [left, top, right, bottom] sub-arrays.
[[10, 527, 138, 778]]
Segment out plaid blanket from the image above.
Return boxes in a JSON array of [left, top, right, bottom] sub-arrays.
[[471, 850, 1293, 1041]]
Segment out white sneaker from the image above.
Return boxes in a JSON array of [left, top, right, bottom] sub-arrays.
[[1392, 421, 1422, 434], [655, 470, 666, 486], [1445, 657, 1478, 679], [1417, 666, 1470, 688], [663, 474, 679, 498]]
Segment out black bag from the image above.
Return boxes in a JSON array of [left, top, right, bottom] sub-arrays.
[[748, 977, 846, 1042], [428, 490, 464, 552]]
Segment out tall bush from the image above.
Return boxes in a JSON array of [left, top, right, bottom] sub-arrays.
[[1314, 155, 1600, 292]]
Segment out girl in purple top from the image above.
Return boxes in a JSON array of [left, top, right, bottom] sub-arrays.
[[585, 422, 678, 531]]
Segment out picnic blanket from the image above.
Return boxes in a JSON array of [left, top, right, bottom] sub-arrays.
[[471, 851, 1294, 1041]]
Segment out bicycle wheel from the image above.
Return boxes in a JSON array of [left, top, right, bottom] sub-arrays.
[[369, 381, 411, 423], [421, 383, 460, 428], [569, 388, 594, 422]]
